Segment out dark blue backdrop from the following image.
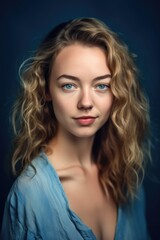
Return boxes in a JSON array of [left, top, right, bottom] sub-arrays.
[[1, 0, 160, 239]]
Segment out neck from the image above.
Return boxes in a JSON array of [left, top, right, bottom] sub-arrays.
[[46, 128, 95, 169]]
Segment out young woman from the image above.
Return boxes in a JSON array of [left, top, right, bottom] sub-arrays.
[[1, 18, 150, 240]]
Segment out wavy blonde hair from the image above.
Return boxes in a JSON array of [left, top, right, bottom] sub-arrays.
[[12, 18, 150, 204]]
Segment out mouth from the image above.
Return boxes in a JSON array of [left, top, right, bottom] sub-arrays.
[[73, 116, 97, 125]]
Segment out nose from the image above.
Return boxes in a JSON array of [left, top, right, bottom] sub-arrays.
[[77, 88, 93, 110]]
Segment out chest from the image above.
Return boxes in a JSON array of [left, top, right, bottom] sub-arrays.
[[59, 168, 117, 240]]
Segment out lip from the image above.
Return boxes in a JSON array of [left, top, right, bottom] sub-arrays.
[[73, 116, 97, 125]]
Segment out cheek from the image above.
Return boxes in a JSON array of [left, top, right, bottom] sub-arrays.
[[52, 96, 70, 117], [99, 95, 113, 113]]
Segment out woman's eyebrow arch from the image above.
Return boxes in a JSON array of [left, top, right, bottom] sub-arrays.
[[94, 74, 112, 81], [56, 74, 79, 81], [56, 74, 112, 81]]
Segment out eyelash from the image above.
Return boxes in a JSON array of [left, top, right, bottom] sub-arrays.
[[61, 83, 110, 91], [62, 83, 77, 90], [96, 84, 110, 90]]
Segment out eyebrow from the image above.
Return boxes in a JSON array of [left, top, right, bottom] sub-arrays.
[[56, 74, 112, 81]]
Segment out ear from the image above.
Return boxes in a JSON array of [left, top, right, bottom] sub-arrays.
[[45, 92, 52, 101]]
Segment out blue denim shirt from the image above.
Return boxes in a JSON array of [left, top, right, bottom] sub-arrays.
[[1, 152, 150, 239]]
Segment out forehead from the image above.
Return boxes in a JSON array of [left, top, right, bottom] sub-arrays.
[[51, 43, 110, 77], [54, 43, 107, 63]]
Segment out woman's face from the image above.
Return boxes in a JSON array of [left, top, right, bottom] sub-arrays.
[[48, 43, 113, 139]]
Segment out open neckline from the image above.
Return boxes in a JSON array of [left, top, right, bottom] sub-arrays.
[[39, 151, 121, 239]]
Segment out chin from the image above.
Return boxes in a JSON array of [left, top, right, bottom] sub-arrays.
[[69, 128, 99, 139]]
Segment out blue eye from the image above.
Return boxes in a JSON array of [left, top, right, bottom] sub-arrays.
[[96, 84, 110, 90], [62, 84, 74, 90]]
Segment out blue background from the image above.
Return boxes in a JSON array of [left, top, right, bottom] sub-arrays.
[[0, 0, 160, 239]]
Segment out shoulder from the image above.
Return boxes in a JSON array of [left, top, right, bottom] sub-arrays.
[[7, 152, 65, 205], [8, 153, 62, 214], [116, 186, 150, 240], [126, 186, 147, 220], [1, 153, 68, 239]]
